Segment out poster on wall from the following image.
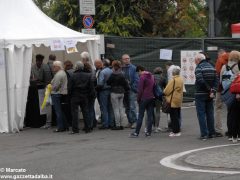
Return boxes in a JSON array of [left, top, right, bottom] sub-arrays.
[[50, 40, 65, 51], [65, 39, 78, 54], [180, 50, 201, 85], [160, 49, 173, 60]]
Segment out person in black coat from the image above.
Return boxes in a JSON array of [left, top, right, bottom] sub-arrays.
[[68, 61, 95, 134]]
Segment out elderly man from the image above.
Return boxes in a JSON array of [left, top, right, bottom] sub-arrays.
[[194, 53, 218, 140], [68, 61, 95, 134], [51, 61, 69, 132], [121, 54, 139, 129]]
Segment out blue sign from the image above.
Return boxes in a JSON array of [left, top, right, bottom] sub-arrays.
[[83, 15, 94, 29]]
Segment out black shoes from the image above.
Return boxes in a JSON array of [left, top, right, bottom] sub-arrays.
[[111, 126, 124, 130], [98, 126, 108, 130], [53, 128, 69, 132], [215, 132, 223, 137], [69, 131, 79, 134]]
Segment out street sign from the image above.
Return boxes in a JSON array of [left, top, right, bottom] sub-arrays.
[[81, 28, 96, 35], [79, 0, 95, 15], [82, 15, 94, 29]]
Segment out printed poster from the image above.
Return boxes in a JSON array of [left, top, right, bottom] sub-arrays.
[[50, 40, 65, 51], [64, 39, 78, 54], [160, 49, 173, 60], [181, 50, 201, 85]]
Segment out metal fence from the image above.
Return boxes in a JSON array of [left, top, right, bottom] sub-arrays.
[[104, 36, 240, 101]]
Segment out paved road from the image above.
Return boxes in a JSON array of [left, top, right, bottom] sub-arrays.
[[0, 106, 239, 180]]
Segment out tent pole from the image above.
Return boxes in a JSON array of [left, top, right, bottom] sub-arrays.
[[3, 40, 11, 132]]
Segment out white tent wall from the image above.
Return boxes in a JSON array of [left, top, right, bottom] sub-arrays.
[[0, 0, 100, 133], [5, 45, 32, 133]]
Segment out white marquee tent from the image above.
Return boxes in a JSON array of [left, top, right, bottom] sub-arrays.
[[0, 0, 100, 133]]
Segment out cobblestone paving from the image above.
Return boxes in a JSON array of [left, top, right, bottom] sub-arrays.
[[184, 145, 240, 169]]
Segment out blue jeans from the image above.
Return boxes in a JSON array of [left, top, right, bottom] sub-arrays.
[[195, 98, 215, 137], [124, 91, 137, 124], [99, 90, 114, 128], [135, 98, 154, 134], [51, 94, 68, 130]]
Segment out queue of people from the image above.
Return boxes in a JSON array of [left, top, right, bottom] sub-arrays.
[[29, 50, 240, 143]]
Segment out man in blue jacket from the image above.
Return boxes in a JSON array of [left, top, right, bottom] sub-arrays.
[[121, 54, 139, 128]]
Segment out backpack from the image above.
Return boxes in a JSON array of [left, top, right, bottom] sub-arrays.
[[153, 76, 163, 101], [230, 74, 240, 94], [221, 64, 237, 91]]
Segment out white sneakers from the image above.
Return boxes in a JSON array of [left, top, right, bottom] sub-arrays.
[[169, 132, 181, 137], [232, 137, 238, 143]]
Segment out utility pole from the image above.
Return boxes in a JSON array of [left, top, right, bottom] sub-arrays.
[[207, 0, 222, 37], [208, 0, 215, 37]]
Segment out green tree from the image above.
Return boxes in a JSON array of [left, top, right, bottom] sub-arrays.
[[95, 0, 147, 37], [33, 0, 49, 11], [140, 0, 207, 37], [217, 0, 240, 36], [34, 0, 80, 30], [34, 0, 207, 37]]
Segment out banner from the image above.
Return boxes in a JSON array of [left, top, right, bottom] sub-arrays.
[[181, 50, 201, 85]]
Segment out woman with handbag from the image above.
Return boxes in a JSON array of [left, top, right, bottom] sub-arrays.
[[163, 68, 184, 137]]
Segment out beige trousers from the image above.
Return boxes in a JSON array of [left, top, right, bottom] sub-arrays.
[[215, 92, 223, 133]]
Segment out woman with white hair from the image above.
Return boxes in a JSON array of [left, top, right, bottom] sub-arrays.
[[51, 61, 69, 132], [163, 68, 184, 137]]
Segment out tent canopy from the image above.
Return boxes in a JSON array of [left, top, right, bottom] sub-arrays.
[[0, 0, 99, 133], [0, 0, 99, 47]]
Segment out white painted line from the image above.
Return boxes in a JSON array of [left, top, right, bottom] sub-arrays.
[[182, 106, 195, 109], [160, 144, 240, 174]]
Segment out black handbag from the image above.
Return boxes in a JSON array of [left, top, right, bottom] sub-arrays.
[[162, 96, 171, 113], [162, 79, 175, 113]]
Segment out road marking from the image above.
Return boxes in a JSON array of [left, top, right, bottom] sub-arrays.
[[182, 106, 195, 109], [160, 144, 240, 174]]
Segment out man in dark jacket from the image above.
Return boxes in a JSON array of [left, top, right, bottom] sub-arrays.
[[195, 53, 218, 140], [68, 61, 95, 134]]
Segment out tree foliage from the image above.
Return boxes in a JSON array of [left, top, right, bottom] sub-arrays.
[[34, 0, 80, 30], [95, 0, 147, 37], [34, 0, 207, 37], [140, 0, 207, 37], [217, 0, 240, 36]]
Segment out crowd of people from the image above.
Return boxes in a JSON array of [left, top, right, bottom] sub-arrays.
[[29, 50, 240, 142]]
